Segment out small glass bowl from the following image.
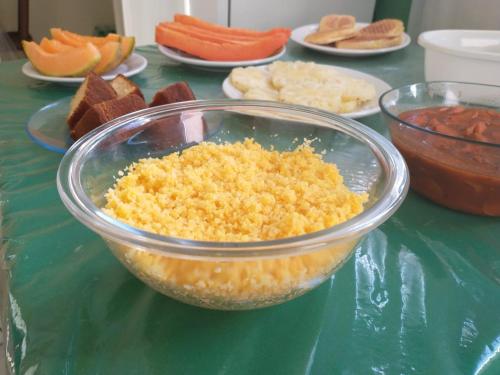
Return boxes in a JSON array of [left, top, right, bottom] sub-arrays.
[[57, 100, 408, 310], [380, 81, 500, 216]]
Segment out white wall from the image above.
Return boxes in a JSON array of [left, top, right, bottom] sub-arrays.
[[230, 0, 375, 29], [408, 0, 500, 38]]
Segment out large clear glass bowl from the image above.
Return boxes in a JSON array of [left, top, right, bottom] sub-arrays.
[[57, 100, 408, 310], [380, 82, 500, 216]]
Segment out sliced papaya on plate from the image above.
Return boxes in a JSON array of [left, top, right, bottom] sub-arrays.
[[22, 41, 101, 77], [155, 26, 288, 61], [174, 14, 291, 39]]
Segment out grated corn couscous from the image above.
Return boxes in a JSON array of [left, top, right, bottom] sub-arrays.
[[104, 139, 367, 308]]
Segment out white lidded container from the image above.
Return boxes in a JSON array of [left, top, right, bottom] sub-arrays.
[[418, 30, 500, 85]]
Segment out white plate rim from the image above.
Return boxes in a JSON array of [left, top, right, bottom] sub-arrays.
[[21, 52, 148, 83], [157, 44, 286, 68], [291, 23, 411, 56], [222, 63, 391, 118]]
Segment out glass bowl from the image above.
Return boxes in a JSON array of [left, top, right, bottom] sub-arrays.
[[380, 82, 500, 216], [57, 100, 408, 310]]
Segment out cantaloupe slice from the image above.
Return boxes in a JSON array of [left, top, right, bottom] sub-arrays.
[[22, 41, 101, 77], [93, 41, 122, 74], [63, 30, 121, 46], [119, 36, 135, 63], [50, 28, 83, 47], [40, 37, 74, 53]]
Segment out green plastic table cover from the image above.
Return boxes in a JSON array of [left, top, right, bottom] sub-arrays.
[[1, 44, 499, 375]]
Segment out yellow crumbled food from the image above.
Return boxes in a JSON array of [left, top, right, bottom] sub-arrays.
[[104, 139, 367, 307], [104, 138, 366, 241]]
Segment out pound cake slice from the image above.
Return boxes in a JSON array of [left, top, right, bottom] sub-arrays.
[[67, 72, 117, 129], [71, 93, 147, 140], [110, 74, 144, 99], [149, 81, 196, 107], [305, 14, 357, 45]]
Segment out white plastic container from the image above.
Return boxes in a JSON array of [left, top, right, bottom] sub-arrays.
[[418, 30, 500, 85]]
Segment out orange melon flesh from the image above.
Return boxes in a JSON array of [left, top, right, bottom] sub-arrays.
[[63, 30, 121, 46], [119, 36, 135, 63], [40, 37, 73, 53], [93, 41, 122, 74], [22, 41, 101, 77], [50, 28, 83, 47]]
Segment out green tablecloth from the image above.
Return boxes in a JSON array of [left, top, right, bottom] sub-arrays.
[[1, 44, 499, 375]]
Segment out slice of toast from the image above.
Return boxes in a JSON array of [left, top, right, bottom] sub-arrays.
[[305, 14, 357, 45], [71, 93, 147, 140], [110, 74, 144, 99], [358, 19, 404, 38], [67, 72, 117, 129], [335, 34, 403, 49], [335, 19, 404, 49], [149, 81, 196, 107]]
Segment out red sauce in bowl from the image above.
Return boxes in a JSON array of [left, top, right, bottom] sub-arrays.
[[390, 106, 500, 216]]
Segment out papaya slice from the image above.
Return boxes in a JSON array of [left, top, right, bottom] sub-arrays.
[[93, 41, 122, 74], [160, 22, 260, 44], [40, 37, 74, 53], [174, 14, 291, 38], [155, 26, 288, 61], [22, 41, 101, 77], [119, 36, 135, 63]]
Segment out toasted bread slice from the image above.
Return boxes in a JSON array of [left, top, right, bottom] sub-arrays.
[[67, 72, 117, 129], [149, 81, 196, 107], [110, 74, 144, 99], [358, 19, 404, 38], [318, 14, 356, 32], [306, 14, 357, 45], [336, 34, 403, 49], [71, 93, 147, 140]]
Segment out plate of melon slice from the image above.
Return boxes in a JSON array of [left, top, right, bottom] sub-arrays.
[[21, 28, 148, 83]]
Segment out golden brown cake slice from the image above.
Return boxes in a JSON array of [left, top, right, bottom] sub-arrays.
[[71, 93, 147, 140], [110, 74, 144, 99], [305, 14, 357, 45], [149, 81, 196, 107], [67, 72, 117, 129]]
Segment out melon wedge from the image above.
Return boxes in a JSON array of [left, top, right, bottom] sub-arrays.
[[119, 36, 135, 63], [63, 30, 121, 46], [93, 41, 122, 74], [22, 41, 101, 77], [50, 28, 83, 47], [40, 37, 73, 53]]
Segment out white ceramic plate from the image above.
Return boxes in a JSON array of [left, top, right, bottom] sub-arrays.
[[157, 44, 286, 69], [291, 23, 411, 57], [222, 64, 391, 119], [22, 53, 148, 83]]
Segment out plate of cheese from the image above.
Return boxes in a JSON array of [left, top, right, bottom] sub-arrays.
[[223, 61, 391, 118], [291, 15, 411, 57]]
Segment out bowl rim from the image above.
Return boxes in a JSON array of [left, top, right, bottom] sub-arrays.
[[379, 81, 500, 148], [57, 99, 409, 259], [418, 29, 500, 62]]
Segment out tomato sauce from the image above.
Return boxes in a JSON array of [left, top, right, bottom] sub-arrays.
[[390, 106, 500, 216]]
